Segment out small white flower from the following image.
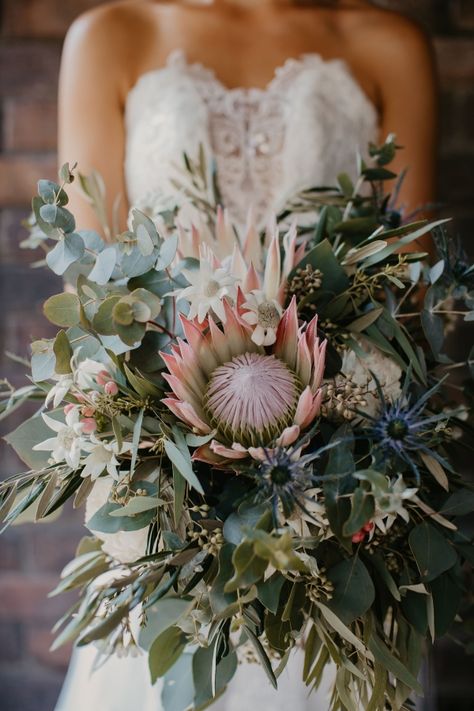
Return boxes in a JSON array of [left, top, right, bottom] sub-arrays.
[[45, 374, 74, 408], [81, 436, 131, 480], [372, 475, 418, 532], [241, 290, 283, 346], [173, 248, 237, 323], [33, 407, 87, 469], [74, 358, 108, 389]]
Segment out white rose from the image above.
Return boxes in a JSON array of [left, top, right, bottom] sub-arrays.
[[85, 476, 149, 564]]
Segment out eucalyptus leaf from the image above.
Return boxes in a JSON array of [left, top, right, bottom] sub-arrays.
[[327, 558, 375, 624], [408, 522, 457, 582], [46, 234, 84, 275], [149, 626, 187, 682], [88, 246, 117, 285], [43, 293, 81, 327]]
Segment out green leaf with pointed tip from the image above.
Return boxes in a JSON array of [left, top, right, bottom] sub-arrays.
[[224, 540, 267, 592], [164, 439, 204, 494], [326, 558, 375, 624], [343, 487, 374, 537], [209, 544, 238, 615], [149, 626, 187, 683], [53, 330, 73, 374], [408, 522, 457, 582]]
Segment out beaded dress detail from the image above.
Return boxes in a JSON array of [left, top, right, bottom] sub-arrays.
[[124, 49, 378, 231]]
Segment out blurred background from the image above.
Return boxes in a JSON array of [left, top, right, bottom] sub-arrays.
[[0, 1, 473, 710]]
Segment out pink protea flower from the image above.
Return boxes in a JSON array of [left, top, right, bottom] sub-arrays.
[[160, 297, 326, 465]]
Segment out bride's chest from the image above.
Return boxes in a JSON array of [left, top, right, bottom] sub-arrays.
[[124, 51, 378, 228]]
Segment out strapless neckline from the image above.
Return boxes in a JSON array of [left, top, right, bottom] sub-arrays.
[[126, 48, 377, 113], [124, 47, 378, 232]]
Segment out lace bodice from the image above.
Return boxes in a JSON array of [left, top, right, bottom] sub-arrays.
[[124, 49, 378, 231]]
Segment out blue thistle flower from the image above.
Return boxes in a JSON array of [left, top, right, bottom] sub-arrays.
[[246, 431, 345, 525], [363, 371, 450, 482]]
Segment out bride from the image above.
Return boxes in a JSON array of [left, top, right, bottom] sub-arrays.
[[55, 1, 437, 709]]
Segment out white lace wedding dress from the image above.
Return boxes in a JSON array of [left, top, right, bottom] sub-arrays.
[[55, 49, 378, 711]]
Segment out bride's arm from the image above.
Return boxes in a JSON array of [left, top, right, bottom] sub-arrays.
[[370, 14, 438, 217], [57, 6, 133, 238]]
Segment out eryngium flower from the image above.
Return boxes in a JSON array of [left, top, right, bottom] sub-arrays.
[[161, 298, 326, 464], [366, 375, 449, 482]]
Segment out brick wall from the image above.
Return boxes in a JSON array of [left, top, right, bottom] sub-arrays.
[[0, 2, 473, 711]]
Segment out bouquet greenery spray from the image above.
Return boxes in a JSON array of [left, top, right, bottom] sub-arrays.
[[1, 137, 473, 711]]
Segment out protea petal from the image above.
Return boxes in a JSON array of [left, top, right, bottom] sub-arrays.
[[274, 297, 298, 371], [230, 245, 248, 281], [209, 317, 232, 363], [282, 221, 297, 277], [263, 233, 281, 302], [296, 331, 312, 385], [192, 442, 229, 464], [312, 339, 327, 391], [209, 440, 249, 460], [275, 425, 300, 447], [162, 373, 202, 412], [216, 206, 237, 256], [294, 386, 314, 426], [242, 208, 262, 271], [162, 398, 211, 434], [295, 388, 322, 429], [243, 262, 261, 293]]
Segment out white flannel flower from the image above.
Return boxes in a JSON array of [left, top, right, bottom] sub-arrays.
[[85, 476, 149, 563], [81, 436, 132, 480], [33, 407, 87, 469], [241, 290, 283, 346], [372, 475, 418, 532], [45, 374, 74, 408], [74, 358, 108, 389], [173, 248, 237, 323]]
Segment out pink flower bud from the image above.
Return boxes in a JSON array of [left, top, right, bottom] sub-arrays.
[[74, 393, 87, 404], [63, 403, 76, 415], [81, 406, 96, 417], [81, 417, 97, 434], [104, 381, 119, 396], [96, 370, 112, 386], [363, 522, 374, 533]]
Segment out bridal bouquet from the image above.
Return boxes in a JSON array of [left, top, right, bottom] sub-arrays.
[[1, 138, 473, 711]]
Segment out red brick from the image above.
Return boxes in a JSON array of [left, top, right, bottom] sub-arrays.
[[437, 153, 474, 206], [0, 666, 64, 711], [0, 572, 67, 623], [0, 153, 57, 207], [0, 42, 61, 99], [0, 622, 23, 662], [0, 530, 22, 571], [26, 624, 71, 669], [2, 0, 111, 39], [435, 37, 474, 86], [0, 208, 41, 265], [25, 520, 83, 573], [3, 98, 57, 152]]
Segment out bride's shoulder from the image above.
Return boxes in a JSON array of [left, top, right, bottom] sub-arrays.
[[64, 1, 158, 51], [341, 3, 433, 69]]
